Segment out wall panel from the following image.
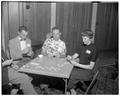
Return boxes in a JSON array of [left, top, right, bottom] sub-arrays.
[[35, 3, 51, 43], [2, 2, 118, 54], [23, 2, 51, 45], [2, 2, 9, 51], [23, 2, 34, 40], [8, 2, 19, 39], [56, 3, 92, 54], [18, 2, 24, 26], [95, 3, 118, 50], [2, 2, 51, 48]]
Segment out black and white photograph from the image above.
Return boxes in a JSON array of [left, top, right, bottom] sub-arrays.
[[1, 1, 118, 95]]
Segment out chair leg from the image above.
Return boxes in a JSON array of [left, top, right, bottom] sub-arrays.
[[81, 81, 88, 89], [84, 79, 96, 94], [85, 71, 99, 94]]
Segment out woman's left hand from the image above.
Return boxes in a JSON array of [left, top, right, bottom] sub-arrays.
[[69, 60, 79, 66]]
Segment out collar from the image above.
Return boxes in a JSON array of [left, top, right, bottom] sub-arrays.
[[18, 36, 26, 41], [52, 38, 61, 42], [18, 36, 21, 40]]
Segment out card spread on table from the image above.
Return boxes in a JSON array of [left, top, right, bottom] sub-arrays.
[[30, 62, 40, 65], [19, 56, 73, 78], [22, 60, 67, 72]]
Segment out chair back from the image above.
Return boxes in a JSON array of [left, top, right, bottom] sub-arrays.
[[92, 58, 100, 74], [83, 58, 100, 94]]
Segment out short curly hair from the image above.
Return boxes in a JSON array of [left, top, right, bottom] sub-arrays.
[[52, 26, 61, 35], [81, 29, 94, 39], [18, 26, 28, 32]]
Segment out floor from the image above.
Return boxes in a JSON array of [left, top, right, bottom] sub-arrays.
[[90, 50, 118, 94]]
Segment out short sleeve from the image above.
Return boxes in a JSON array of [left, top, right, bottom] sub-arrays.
[[62, 42, 66, 50]]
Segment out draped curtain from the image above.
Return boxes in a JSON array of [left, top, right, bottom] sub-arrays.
[[95, 3, 118, 51], [2, 2, 51, 55], [56, 2, 92, 54], [2, 2, 118, 56]]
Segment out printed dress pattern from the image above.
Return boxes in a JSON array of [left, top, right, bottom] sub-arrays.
[[42, 38, 66, 57]]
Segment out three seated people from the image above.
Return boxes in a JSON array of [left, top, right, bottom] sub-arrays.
[[2, 25, 97, 94]]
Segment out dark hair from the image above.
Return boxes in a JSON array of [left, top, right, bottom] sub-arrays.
[[81, 29, 93, 39], [52, 26, 59, 31], [18, 26, 28, 32]]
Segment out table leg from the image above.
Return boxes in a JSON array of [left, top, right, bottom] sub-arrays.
[[63, 78, 68, 94]]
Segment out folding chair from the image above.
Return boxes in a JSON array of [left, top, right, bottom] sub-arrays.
[[78, 58, 100, 94], [84, 70, 99, 94]]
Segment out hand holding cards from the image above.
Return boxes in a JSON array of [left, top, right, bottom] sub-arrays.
[[66, 55, 72, 60], [38, 54, 43, 58], [67, 53, 79, 60], [72, 53, 79, 59]]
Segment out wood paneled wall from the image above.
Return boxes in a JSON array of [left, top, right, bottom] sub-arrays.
[[2, 2, 51, 51], [2, 2, 118, 54], [95, 3, 118, 51], [56, 3, 92, 54], [23, 3, 51, 44]]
